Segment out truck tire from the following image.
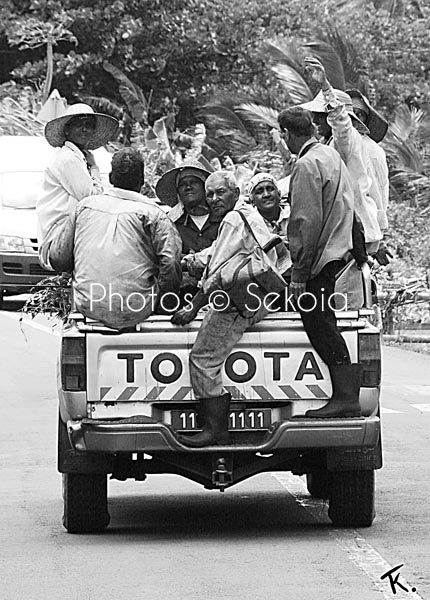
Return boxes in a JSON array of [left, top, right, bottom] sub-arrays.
[[62, 473, 110, 533], [306, 471, 330, 499], [328, 470, 375, 527]]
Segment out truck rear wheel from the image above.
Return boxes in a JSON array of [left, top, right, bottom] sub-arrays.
[[306, 471, 330, 499], [328, 470, 375, 527], [62, 473, 110, 533]]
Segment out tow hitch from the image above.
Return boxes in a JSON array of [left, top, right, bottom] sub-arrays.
[[212, 457, 233, 491]]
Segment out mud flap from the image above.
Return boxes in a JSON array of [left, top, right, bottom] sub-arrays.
[[327, 443, 382, 471]]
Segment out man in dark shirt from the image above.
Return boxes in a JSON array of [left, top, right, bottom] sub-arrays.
[[155, 160, 220, 255]]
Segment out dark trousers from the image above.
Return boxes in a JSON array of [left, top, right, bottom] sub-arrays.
[[298, 261, 351, 366]]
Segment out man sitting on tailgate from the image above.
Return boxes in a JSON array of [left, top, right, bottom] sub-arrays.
[[51, 148, 182, 330]]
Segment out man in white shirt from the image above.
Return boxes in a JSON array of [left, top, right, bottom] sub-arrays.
[[346, 89, 392, 265], [300, 57, 383, 257], [36, 103, 118, 270], [50, 148, 182, 330]]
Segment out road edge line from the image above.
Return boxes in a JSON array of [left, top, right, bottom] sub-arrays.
[[272, 472, 424, 600]]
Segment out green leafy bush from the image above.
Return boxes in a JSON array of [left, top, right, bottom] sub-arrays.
[[21, 273, 72, 323]]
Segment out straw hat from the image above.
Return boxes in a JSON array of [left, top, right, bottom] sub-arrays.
[[44, 103, 119, 150], [155, 159, 211, 207], [299, 89, 370, 135], [346, 89, 388, 143]]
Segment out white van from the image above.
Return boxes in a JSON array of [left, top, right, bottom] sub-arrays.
[[0, 136, 111, 307]]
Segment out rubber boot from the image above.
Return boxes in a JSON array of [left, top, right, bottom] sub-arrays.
[[305, 364, 363, 418], [179, 393, 231, 447]]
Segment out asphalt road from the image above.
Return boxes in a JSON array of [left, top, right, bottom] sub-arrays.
[[0, 302, 429, 600]]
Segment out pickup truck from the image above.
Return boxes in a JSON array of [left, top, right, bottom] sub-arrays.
[[57, 262, 382, 533]]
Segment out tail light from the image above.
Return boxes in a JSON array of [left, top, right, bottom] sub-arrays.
[[358, 331, 381, 387], [61, 337, 86, 391]]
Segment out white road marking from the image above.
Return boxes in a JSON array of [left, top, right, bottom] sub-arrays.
[[0, 311, 61, 336], [411, 404, 430, 413], [403, 386, 430, 396], [272, 472, 424, 600], [381, 407, 402, 414]]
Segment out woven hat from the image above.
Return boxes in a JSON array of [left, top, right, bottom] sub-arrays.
[[346, 89, 388, 143], [44, 103, 119, 150], [299, 89, 369, 135], [155, 159, 211, 207]]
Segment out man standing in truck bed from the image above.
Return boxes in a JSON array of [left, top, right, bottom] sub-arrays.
[[278, 106, 363, 418]]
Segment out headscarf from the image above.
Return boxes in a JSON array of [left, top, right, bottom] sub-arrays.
[[247, 173, 280, 198]]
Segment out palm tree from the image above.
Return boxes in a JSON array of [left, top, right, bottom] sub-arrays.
[[382, 103, 430, 206]]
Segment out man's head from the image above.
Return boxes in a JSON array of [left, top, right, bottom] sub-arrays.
[[44, 103, 119, 150], [109, 148, 144, 192], [205, 171, 240, 221], [298, 89, 369, 140], [346, 89, 388, 142], [311, 112, 331, 140], [247, 173, 281, 219], [64, 114, 97, 150], [277, 107, 317, 155], [154, 160, 210, 212], [176, 168, 208, 215]]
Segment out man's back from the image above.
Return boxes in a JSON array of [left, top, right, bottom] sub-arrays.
[[73, 188, 181, 329], [289, 140, 354, 281]]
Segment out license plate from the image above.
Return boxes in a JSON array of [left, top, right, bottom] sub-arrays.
[[171, 409, 271, 431]]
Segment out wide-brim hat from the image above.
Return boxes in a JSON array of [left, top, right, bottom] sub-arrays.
[[155, 159, 211, 207], [44, 103, 119, 150], [345, 89, 388, 143], [299, 89, 370, 135]]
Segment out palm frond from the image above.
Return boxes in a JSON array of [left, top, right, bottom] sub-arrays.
[[198, 104, 249, 133], [236, 103, 279, 129], [303, 40, 346, 90], [80, 94, 129, 121], [271, 63, 313, 105], [389, 104, 425, 142], [103, 62, 148, 123], [263, 39, 304, 71], [314, 25, 369, 91], [0, 97, 44, 135], [383, 132, 424, 173]]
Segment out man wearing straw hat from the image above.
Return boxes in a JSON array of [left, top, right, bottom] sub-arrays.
[[300, 57, 383, 260], [346, 88, 392, 266], [155, 159, 220, 256], [36, 103, 119, 271]]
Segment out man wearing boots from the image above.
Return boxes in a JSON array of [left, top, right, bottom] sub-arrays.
[[278, 106, 363, 418], [171, 171, 277, 446]]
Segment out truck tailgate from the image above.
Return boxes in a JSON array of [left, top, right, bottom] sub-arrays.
[[86, 315, 359, 410]]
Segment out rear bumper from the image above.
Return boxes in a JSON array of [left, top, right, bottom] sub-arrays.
[[67, 416, 381, 454]]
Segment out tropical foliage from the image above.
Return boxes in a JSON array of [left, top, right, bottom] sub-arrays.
[[1, 0, 429, 326]]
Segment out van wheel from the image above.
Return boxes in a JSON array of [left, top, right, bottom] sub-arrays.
[[306, 471, 329, 499], [0, 289, 4, 310], [328, 470, 375, 527], [62, 473, 110, 533]]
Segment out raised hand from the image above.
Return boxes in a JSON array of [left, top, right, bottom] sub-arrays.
[[304, 56, 330, 91]]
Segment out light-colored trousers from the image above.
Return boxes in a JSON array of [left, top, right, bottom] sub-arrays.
[[189, 305, 268, 399]]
